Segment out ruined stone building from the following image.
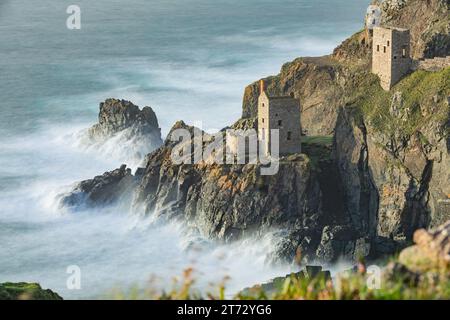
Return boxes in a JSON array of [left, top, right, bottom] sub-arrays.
[[257, 80, 302, 156], [372, 26, 412, 90]]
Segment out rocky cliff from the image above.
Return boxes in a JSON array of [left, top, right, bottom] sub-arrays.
[[62, 120, 325, 261], [241, 0, 449, 135], [60, 0, 449, 264], [374, 0, 450, 59], [239, 0, 450, 261], [333, 68, 450, 257], [135, 122, 322, 243], [59, 164, 138, 210], [88, 98, 162, 145]]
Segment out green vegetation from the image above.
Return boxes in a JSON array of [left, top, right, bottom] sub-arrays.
[[0, 282, 62, 300], [238, 267, 450, 300], [332, 29, 371, 67], [351, 67, 450, 137], [108, 259, 450, 300], [301, 136, 333, 146], [301, 135, 333, 170]]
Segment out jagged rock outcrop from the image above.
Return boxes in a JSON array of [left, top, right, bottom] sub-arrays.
[[88, 98, 163, 147], [61, 120, 325, 260], [136, 121, 324, 245], [59, 164, 137, 209], [60, 0, 449, 264], [238, 0, 449, 261], [332, 68, 450, 257], [241, 0, 449, 135], [315, 225, 371, 263]]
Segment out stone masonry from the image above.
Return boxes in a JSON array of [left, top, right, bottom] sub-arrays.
[[257, 80, 302, 156], [412, 56, 450, 72], [372, 26, 412, 90]]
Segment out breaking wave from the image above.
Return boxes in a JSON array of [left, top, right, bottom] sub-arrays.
[[0, 0, 369, 299], [72, 127, 160, 170]]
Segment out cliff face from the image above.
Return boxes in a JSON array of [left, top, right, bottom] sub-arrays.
[[374, 0, 450, 59], [62, 120, 325, 261], [241, 55, 367, 136], [334, 69, 450, 255], [60, 0, 449, 264], [238, 0, 450, 260], [241, 0, 449, 135], [132, 123, 323, 243]]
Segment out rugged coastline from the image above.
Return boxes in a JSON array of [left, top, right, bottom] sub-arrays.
[[57, 0, 449, 267], [1, 0, 449, 301]]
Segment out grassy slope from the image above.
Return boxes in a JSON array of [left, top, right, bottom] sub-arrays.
[[350, 67, 450, 137], [0, 282, 63, 300]]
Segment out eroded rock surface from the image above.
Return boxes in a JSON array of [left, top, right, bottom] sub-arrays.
[[241, 0, 449, 135], [60, 0, 449, 264], [88, 99, 162, 144], [61, 120, 326, 262], [82, 99, 163, 166], [59, 164, 137, 209], [138, 122, 324, 248]]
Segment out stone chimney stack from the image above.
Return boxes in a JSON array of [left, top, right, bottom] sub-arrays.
[[260, 79, 265, 94]]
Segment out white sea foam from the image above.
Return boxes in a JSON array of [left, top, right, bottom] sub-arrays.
[[0, 0, 369, 299], [73, 127, 159, 170], [0, 122, 293, 299]]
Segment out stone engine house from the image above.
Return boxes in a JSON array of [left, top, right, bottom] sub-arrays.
[[257, 80, 302, 156], [372, 26, 411, 91]]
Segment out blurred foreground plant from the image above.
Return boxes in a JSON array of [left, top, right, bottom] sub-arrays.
[[109, 263, 450, 300]]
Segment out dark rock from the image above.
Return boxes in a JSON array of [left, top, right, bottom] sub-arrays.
[[64, 120, 325, 257], [315, 225, 369, 262], [88, 98, 162, 148], [304, 265, 323, 278], [383, 262, 420, 286], [59, 164, 136, 209], [58, 0, 450, 264], [134, 121, 324, 243], [267, 229, 321, 265]]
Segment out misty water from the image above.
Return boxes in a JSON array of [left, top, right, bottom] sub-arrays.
[[0, 0, 369, 298]]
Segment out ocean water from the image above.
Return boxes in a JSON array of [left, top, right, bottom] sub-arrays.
[[0, 0, 369, 299]]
